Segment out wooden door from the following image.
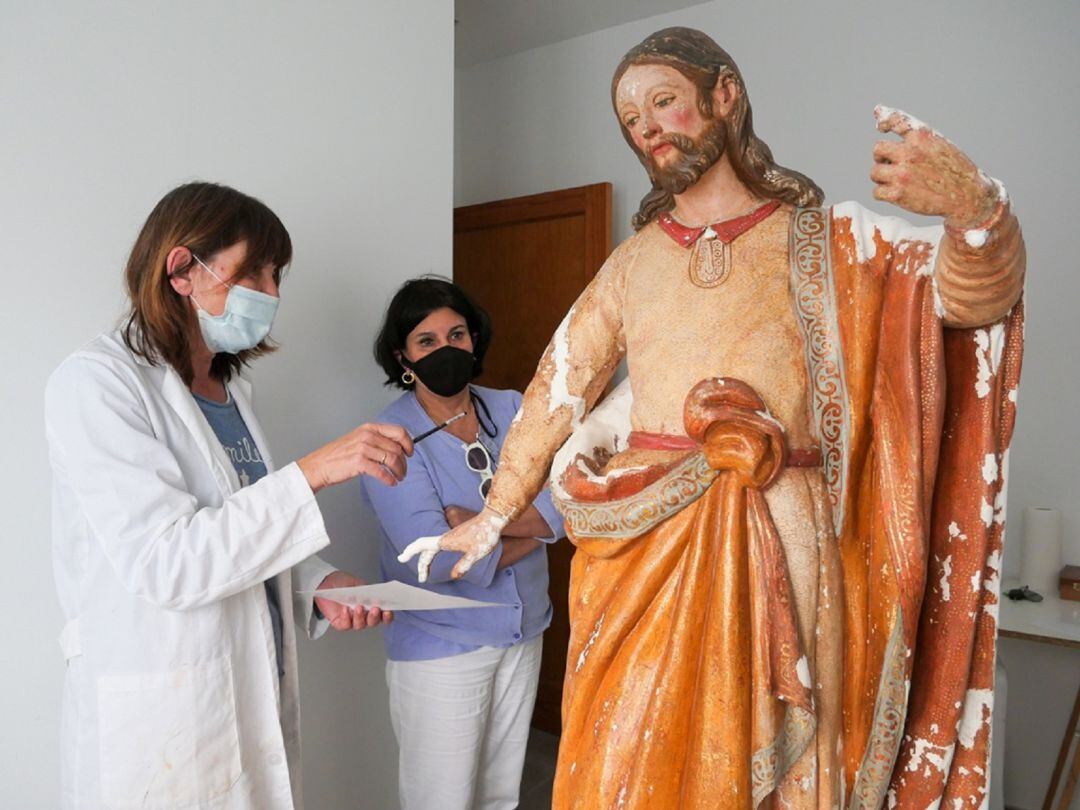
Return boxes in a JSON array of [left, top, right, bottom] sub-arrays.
[[454, 182, 612, 734]]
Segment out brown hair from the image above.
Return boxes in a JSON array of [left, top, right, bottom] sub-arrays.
[[611, 27, 824, 230], [121, 182, 292, 383]]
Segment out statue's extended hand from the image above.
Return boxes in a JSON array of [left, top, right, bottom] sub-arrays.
[[398, 507, 509, 583], [871, 105, 999, 229]]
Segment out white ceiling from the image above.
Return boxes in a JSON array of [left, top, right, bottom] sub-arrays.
[[454, 0, 712, 67]]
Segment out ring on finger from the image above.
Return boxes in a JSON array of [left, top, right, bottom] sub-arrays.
[[380, 451, 387, 465]]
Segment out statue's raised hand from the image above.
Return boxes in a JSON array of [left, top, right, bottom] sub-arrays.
[[871, 106, 1001, 230], [398, 507, 509, 583]]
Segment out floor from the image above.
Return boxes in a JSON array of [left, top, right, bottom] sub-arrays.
[[518, 728, 560, 809]]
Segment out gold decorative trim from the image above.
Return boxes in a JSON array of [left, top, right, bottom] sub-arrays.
[[554, 453, 718, 540], [848, 613, 909, 809], [790, 207, 851, 536], [751, 704, 818, 806]]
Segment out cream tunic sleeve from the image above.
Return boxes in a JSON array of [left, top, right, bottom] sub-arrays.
[[484, 237, 637, 520]]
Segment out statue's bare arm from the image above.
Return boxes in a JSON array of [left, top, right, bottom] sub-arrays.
[[400, 248, 631, 581], [871, 106, 1024, 326]]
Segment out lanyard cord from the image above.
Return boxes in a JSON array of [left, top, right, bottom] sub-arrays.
[[470, 388, 497, 439]]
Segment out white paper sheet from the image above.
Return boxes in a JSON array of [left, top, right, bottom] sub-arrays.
[[298, 580, 511, 611]]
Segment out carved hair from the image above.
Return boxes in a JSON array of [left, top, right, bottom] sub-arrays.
[[612, 27, 824, 230]]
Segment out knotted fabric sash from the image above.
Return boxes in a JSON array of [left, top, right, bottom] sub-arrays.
[[628, 430, 824, 468], [551, 379, 817, 808]]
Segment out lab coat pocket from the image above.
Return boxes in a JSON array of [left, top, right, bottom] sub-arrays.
[[97, 656, 242, 808]]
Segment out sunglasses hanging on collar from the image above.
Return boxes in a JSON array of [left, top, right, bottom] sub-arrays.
[[464, 436, 495, 500]]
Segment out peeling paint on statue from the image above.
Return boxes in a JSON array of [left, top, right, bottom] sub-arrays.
[[398, 25, 1025, 809]]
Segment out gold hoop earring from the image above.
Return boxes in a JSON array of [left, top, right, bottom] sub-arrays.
[[401, 369, 416, 385]]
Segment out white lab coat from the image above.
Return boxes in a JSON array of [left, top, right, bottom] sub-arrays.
[[45, 332, 338, 809]]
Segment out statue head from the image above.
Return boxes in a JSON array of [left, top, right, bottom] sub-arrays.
[[612, 27, 823, 230]]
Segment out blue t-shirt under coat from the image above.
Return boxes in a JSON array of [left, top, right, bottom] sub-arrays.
[[194, 391, 286, 678]]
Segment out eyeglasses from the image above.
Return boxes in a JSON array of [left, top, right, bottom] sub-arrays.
[[464, 437, 494, 500]]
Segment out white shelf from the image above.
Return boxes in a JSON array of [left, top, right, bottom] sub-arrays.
[[999, 579, 1080, 648]]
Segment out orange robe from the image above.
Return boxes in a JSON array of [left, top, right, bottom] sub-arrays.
[[485, 200, 1024, 807]]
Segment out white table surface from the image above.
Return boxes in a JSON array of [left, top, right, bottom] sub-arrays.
[[999, 578, 1080, 647]]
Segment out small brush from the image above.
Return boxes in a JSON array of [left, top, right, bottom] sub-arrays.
[[410, 411, 467, 444]]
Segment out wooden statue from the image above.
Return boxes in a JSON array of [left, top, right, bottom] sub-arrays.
[[403, 27, 1024, 808]]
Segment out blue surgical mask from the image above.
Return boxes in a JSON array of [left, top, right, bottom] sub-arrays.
[[191, 255, 279, 354]]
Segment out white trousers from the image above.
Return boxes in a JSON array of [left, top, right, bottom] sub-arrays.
[[386, 636, 543, 810]]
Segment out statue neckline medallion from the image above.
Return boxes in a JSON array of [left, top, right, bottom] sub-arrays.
[[657, 199, 782, 288]]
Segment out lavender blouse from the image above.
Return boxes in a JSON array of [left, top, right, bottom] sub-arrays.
[[361, 386, 565, 661]]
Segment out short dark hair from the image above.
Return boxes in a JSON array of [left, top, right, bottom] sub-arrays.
[[121, 181, 292, 384], [374, 276, 493, 389]]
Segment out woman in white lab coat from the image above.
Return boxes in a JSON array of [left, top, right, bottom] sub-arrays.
[[45, 182, 413, 809]]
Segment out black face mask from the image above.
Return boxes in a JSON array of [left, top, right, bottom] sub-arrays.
[[403, 345, 477, 397]]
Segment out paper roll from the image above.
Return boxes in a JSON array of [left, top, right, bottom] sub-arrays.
[[1020, 506, 1062, 596]]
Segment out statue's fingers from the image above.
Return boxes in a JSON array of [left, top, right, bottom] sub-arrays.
[[451, 552, 480, 581], [398, 535, 441, 564], [873, 105, 913, 137], [873, 139, 904, 164], [873, 183, 903, 204], [417, 550, 436, 583], [398, 536, 441, 583], [870, 163, 900, 185]]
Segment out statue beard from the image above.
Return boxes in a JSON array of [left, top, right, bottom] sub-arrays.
[[644, 118, 727, 195]]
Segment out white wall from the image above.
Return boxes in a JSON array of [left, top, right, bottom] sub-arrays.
[[455, 2, 1080, 808], [1, 2, 452, 807]]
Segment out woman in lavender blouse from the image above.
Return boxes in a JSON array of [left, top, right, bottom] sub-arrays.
[[362, 277, 565, 810]]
